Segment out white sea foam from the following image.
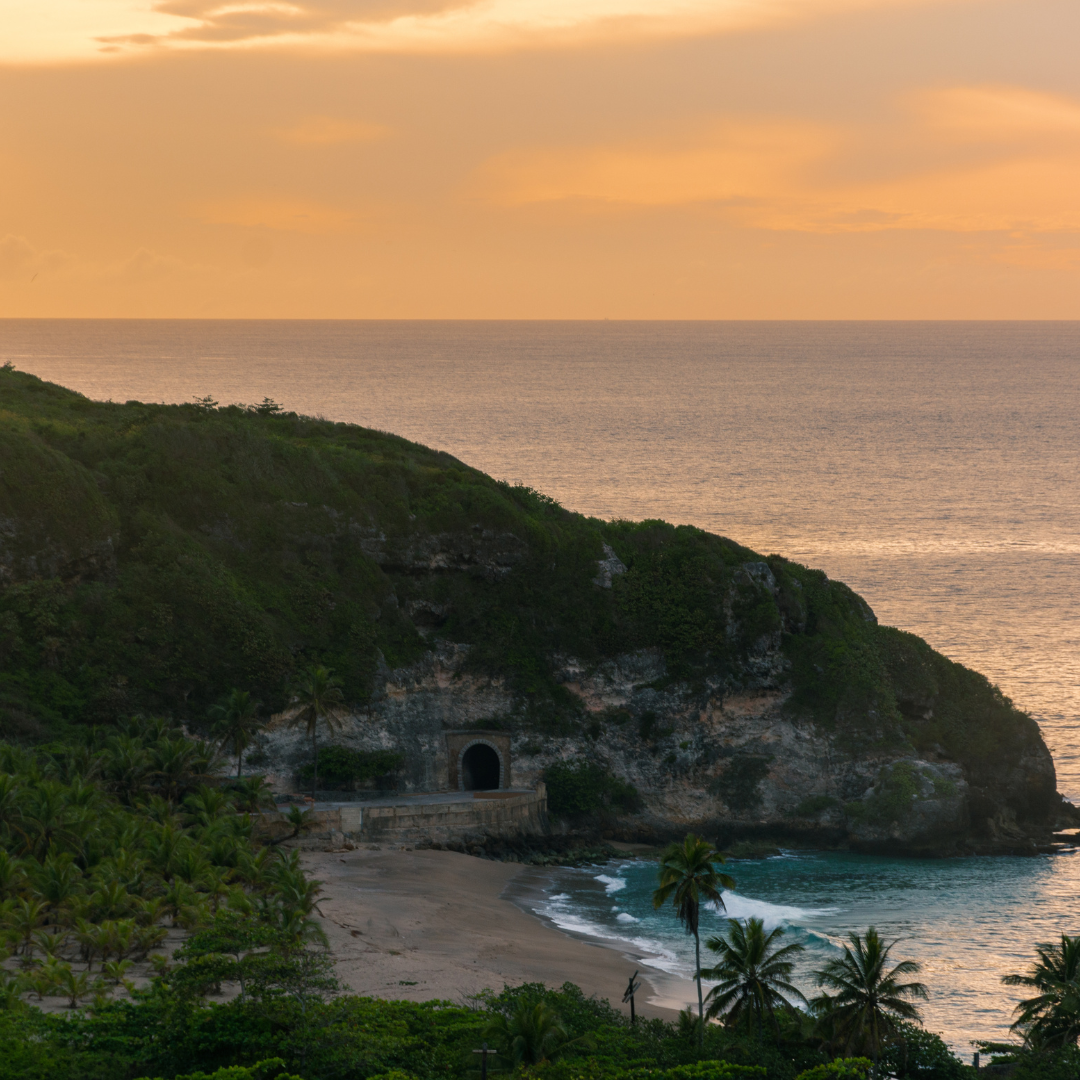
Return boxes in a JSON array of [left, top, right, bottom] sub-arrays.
[[616, 912, 639, 923], [595, 875, 626, 894], [537, 903, 679, 974], [710, 891, 838, 928]]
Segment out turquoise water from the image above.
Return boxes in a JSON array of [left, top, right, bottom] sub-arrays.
[[536, 851, 1080, 1054]]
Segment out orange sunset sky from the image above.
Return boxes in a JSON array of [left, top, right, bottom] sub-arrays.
[[2, 0, 1079, 318]]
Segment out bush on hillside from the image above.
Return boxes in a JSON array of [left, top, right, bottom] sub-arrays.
[[543, 762, 642, 820], [296, 747, 404, 790]]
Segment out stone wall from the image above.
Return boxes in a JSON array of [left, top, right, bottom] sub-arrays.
[[265, 786, 548, 848]]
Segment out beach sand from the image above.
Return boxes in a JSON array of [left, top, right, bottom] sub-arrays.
[[304, 847, 682, 1020]]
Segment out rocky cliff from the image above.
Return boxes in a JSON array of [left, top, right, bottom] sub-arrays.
[[0, 365, 1071, 856], [255, 610, 1065, 858]]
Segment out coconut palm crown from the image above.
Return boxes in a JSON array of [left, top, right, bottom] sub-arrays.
[[812, 926, 927, 1062], [287, 665, 346, 801], [1003, 933, 1080, 1050], [702, 916, 807, 1039], [653, 833, 735, 1048], [483, 1000, 590, 1066], [208, 689, 262, 779]]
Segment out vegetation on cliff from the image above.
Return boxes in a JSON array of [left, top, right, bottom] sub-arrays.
[[0, 366, 1058, 827]]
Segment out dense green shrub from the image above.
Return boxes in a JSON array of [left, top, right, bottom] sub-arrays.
[[136, 1059, 304, 1080], [543, 763, 643, 820], [1007, 1046, 1080, 1080], [793, 1061, 870, 1080], [296, 747, 404, 790], [713, 755, 774, 813], [879, 1025, 967, 1079]]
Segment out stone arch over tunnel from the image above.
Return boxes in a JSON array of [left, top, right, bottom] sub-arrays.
[[459, 741, 504, 790], [444, 730, 511, 791]]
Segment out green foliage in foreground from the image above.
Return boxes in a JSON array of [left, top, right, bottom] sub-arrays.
[[0, 730, 323, 1010], [0, 980, 968, 1080], [136, 1060, 304, 1080], [791, 1061, 870, 1080], [0, 366, 1055, 826]]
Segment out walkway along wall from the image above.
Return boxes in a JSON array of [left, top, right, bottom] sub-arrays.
[[265, 785, 548, 848]]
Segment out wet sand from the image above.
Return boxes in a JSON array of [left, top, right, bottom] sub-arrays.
[[304, 846, 681, 1020]]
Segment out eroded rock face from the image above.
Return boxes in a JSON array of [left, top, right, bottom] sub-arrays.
[[253, 640, 1060, 857]]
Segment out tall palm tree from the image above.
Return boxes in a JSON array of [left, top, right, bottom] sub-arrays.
[[653, 832, 735, 1049], [288, 665, 345, 801], [209, 690, 263, 779], [812, 926, 927, 1064], [702, 917, 807, 1040], [1003, 933, 1080, 1049]]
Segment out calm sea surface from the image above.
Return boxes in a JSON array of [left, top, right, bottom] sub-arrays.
[[2, 319, 1078, 1052]]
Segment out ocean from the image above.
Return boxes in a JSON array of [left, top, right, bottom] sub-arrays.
[[2, 318, 1079, 1052]]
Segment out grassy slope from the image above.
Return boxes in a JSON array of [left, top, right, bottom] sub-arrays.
[[0, 366, 1056, 821]]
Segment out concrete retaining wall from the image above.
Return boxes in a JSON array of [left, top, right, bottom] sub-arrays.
[[265, 784, 547, 848]]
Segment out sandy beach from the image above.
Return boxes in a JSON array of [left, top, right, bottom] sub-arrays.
[[304, 847, 683, 1020]]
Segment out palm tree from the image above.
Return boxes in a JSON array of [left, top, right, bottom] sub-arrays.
[[270, 805, 318, 846], [183, 784, 235, 830], [1003, 933, 1080, 1050], [653, 832, 735, 1049], [149, 738, 199, 802], [100, 734, 150, 804], [231, 775, 275, 815], [53, 962, 94, 1009], [702, 917, 807, 1040], [208, 690, 263, 779], [10, 897, 47, 957], [812, 927, 927, 1064], [287, 665, 345, 801], [483, 1000, 590, 1066]]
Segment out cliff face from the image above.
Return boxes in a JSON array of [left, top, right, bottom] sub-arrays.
[[0, 366, 1068, 856], [257, 633, 1061, 858]]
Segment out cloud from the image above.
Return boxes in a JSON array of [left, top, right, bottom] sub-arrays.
[[914, 84, 1080, 142], [473, 86, 1080, 236], [272, 116, 389, 145], [476, 120, 838, 206], [4, 0, 980, 62], [192, 195, 358, 232], [0, 235, 74, 280]]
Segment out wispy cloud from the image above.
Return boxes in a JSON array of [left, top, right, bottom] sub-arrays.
[[4, 0, 979, 62], [472, 86, 1080, 236], [476, 120, 838, 206], [0, 235, 75, 280], [913, 84, 1080, 142]]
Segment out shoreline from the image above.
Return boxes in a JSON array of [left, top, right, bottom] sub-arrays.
[[304, 847, 685, 1020], [500, 863, 701, 1016]]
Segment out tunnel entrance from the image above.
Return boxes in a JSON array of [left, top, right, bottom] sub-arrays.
[[461, 743, 502, 791]]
